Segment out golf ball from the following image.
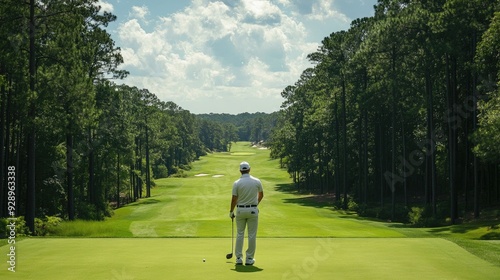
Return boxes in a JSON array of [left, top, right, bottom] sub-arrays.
[[203, 259, 206, 262]]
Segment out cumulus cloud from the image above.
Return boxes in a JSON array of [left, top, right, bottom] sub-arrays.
[[96, 0, 113, 13], [308, 0, 350, 22], [115, 0, 350, 113], [130, 6, 150, 21], [241, 0, 282, 24]]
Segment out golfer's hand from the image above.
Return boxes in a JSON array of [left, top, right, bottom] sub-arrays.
[[229, 212, 235, 219]]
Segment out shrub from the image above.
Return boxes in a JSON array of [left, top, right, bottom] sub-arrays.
[[17, 216, 30, 236], [0, 216, 34, 236], [179, 164, 192, 171], [347, 198, 359, 212], [424, 216, 444, 227], [0, 217, 30, 236], [34, 216, 63, 236], [154, 165, 169, 179], [408, 207, 425, 226], [76, 202, 110, 220], [170, 169, 188, 178], [332, 196, 358, 211], [358, 205, 381, 218]]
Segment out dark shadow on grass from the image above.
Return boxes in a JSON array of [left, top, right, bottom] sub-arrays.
[[231, 265, 263, 273], [276, 182, 500, 239], [424, 221, 500, 236], [338, 214, 393, 223], [384, 219, 500, 240], [282, 195, 337, 209], [128, 199, 161, 207], [480, 232, 500, 240], [275, 183, 338, 209], [275, 183, 298, 193], [276, 184, 387, 223]]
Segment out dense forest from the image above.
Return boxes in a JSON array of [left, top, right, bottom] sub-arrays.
[[268, 0, 500, 225], [1, 0, 499, 235], [198, 112, 278, 142], [0, 0, 259, 233]]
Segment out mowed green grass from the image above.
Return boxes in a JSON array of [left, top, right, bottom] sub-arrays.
[[1, 142, 499, 279], [52, 142, 403, 238], [1, 238, 499, 280]]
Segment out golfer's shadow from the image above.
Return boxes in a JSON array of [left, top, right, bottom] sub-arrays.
[[231, 265, 263, 273]]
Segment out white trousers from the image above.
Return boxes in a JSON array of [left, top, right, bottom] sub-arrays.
[[235, 207, 259, 260]]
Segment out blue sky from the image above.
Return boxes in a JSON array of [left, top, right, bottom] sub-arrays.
[[98, 0, 377, 114]]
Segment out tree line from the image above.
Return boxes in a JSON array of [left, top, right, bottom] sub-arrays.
[[198, 112, 278, 143], [0, 0, 240, 233], [268, 0, 500, 225]]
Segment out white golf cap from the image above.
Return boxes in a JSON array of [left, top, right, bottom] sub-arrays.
[[240, 161, 250, 171]]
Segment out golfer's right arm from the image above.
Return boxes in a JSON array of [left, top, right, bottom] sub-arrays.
[[230, 195, 238, 213]]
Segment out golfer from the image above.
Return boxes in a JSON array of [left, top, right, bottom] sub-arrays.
[[229, 161, 264, 265]]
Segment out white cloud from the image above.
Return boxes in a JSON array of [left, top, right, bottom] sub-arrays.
[[170, 1, 235, 44], [130, 6, 150, 22], [275, 0, 291, 6], [96, 0, 113, 13], [120, 47, 142, 68], [308, 0, 349, 22], [241, 0, 282, 23], [114, 0, 352, 113]]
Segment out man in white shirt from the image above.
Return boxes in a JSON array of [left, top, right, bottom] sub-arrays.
[[229, 161, 264, 265]]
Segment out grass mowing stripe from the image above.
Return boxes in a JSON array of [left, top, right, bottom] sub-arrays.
[[450, 239, 500, 267]]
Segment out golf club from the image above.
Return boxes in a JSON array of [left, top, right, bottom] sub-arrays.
[[225, 217, 234, 259]]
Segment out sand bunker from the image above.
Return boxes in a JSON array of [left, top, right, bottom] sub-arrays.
[[194, 174, 209, 177], [212, 175, 224, 178]]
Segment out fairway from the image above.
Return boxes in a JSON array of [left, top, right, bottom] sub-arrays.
[[1, 142, 499, 279]]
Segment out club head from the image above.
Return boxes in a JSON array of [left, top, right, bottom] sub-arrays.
[[226, 253, 233, 259]]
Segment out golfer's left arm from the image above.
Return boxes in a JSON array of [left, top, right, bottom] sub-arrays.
[[258, 191, 263, 205]]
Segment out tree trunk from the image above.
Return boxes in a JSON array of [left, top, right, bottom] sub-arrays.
[[116, 152, 120, 208], [471, 31, 480, 219], [447, 55, 458, 223], [25, 0, 36, 233], [318, 134, 324, 194], [0, 66, 6, 217], [145, 125, 151, 198], [129, 164, 134, 203], [341, 75, 348, 210], [401, 114, 407, 208], [134, 136, 140, 200], [334, 92, 340, 202], [66, 133, 75, 220], [377, 122, 384, 207], [391, 45, 397, 220], [425, 67, 437, 215], [363, 109, 368, 205]]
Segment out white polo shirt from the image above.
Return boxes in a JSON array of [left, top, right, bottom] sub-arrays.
[[232, 174, 263, 206]]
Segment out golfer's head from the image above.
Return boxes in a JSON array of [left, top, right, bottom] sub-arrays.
[[240, 161, 250, 173]]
